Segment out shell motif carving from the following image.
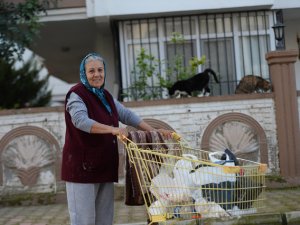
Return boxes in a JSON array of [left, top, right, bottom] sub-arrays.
[[209, 121, 260, 162], [2, 135, 55, 186]]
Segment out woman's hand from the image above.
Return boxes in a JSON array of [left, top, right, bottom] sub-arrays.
[[157, 128, 173, 139], [112, 127, 128, 138], [137, 120, 174, 139]]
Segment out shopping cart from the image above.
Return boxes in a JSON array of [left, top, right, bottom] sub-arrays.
[[119, 131, 267, 225]]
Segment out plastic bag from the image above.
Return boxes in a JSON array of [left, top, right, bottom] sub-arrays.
[[173, 154, 197, 187], [150, 172, 192, 203], [190, 150, 237, 186], [194, 197, 230, 218], [149, 200, 167, 215], [150, 154, 197, 203]]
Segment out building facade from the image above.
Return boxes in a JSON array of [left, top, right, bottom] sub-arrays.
[[16, 0, 300, 104], [1, 0, 300, 196]]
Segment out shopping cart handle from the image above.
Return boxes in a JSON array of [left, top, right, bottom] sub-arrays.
[[117, 132, 181, 143], [117, 134, 129, 143]]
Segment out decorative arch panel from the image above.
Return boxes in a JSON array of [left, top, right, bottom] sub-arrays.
[[0, 126, 61, 188], [201, 113, 268, 164]]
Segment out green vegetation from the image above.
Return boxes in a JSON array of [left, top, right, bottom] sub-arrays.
[[126, 32, 206, 101], [125, 48, 162, 101], [0, 57, 51, 109], [0, 0, 52, 109]]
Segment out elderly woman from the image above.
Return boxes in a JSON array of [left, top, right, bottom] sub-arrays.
[[62, 52, 171, 225]]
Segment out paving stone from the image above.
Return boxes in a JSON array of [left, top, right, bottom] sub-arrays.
[[0, 187, 300, 225], [285, 211, 300, 225]]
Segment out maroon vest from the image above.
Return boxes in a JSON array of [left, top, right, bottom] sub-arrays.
[[61, 83, 119, 183]]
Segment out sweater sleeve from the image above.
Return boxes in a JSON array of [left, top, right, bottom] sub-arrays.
[[66, 92, 95, 133], [114, 99, 142, 127]]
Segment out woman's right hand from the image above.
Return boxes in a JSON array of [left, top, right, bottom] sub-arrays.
[[112, 127, 128, 138]]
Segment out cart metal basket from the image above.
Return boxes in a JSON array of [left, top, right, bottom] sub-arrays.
[[120, 131, 267, 224]]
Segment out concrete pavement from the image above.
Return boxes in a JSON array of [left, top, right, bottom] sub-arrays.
[[0, 186, 300, 225]]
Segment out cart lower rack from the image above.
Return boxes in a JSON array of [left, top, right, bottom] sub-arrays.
[[120, 131, 267, 225]]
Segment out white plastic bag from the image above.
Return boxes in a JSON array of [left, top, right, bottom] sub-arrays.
[[149, 200, 167, 216], [150, 154, 198, 203], [190, 151, 236, 186], [173, 154, 197, 187], [190, 165, 236, 186], [194, 197, 230, 218], [150, 172, 192, 203]]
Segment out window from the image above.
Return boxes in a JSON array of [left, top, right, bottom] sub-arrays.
[[118, 10, 275, 101], [202, 38, 235, 95]]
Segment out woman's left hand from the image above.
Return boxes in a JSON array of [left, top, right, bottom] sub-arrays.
[[157, 128, 173, 139]]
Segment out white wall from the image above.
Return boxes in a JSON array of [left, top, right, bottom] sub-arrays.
[[86, 0, 274, 17], [123, 98, 278, 172], [273, 0, 300, 9], [0, 98, 278, 174], [2, 95, 300, 192], [86, 0, 300, 18], [95, 23, 119, 98]]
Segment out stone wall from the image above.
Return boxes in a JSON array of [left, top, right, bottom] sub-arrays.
[[122, 94, 278, 175], [0, 94, 280, 195], [0, 107, 65, 194]]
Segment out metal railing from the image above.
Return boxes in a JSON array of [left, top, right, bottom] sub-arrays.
[[117, 10, 279, 101]]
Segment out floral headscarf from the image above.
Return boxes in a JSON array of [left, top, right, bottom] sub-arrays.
[[79, 52, 112, 115]]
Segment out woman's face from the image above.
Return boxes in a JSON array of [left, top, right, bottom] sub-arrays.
[[85, 60, 105, 89]]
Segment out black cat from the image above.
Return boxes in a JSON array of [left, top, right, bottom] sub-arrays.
[[168, 68, 219, 98]]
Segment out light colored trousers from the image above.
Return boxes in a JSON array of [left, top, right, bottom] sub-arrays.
[[66, 182, 114, 225]]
